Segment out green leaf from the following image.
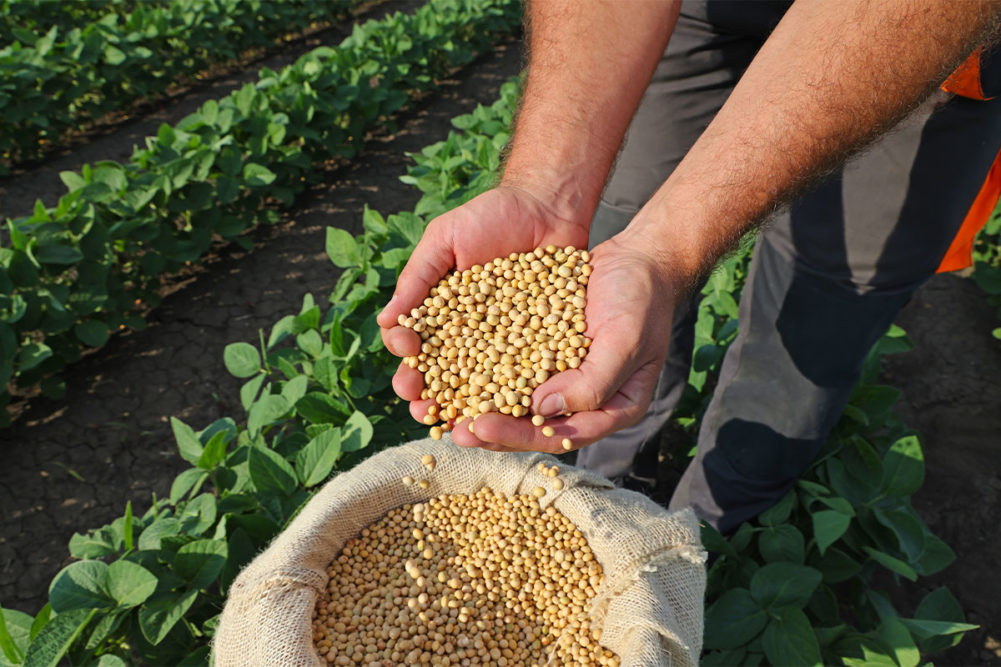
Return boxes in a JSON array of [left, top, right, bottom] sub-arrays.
[[326, 227, 361, 268], [862, 546, 918, 581], [296, 329, 324, 358], [243, 163, 277, 186], [914, 586, 963, 624], [240, 374, 267, 412], [898, 618, 979, 641], [35, 244, 84, 265], [123, 501, 133, 552], [170, 418, 204, 465], [762, 607, 822, 667], [248, 446, 297, 496], [341, 410, 373, 453], [749, 563, 821, 608], [704, 588, 768, 650], [757, 491, 795, 526], [104, 45, 126, 64], [842, 645, 899, 667], [137, 517, 181, 550], [170, 468, 208, 503], [197, 431, 229, 470], [73, 320, 109, 347], [247, 395, 290, 435], [295, 392, 350, 424], [174, 539, 228, 590], [873, 506, 925, 563], [67, 530, 116, 559], [295, 428, 343, 487], [810, 546, 862, 584], [0, 606, 30, 665], [877, 617, 919, 667], [138, 590, 198, 646], [106, 560, 156, 608], [95, 655, 127, 667], [758, 525, 805, 564], [49, 561, 112, 612], [29, 605, 50, 643], [22, 608, 94, 667], [281, 375, 309, 405], [223, 342, 261, 378], [812, 510, 852, 556], [17, 343, 52, 372], [913, 533, 955, 576], [881, 435, 924, 497], [178, 493, 217, 536]]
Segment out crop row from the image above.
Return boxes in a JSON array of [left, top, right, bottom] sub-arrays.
[[0, 0, 522, 427], [0, 0, 156, 46], [0, 0, 359, 169], [0, 73, 974, 665]]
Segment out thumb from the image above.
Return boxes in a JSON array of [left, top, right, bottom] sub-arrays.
[[530, 338, 635, 417], [376, 221, 455, 329]]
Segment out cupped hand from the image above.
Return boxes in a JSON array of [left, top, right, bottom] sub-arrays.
[[455, 231, 681, 453], [377, 184, 591, 423]]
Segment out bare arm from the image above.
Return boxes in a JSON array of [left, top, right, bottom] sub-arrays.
[[620, 0, 1001, 289], [501, 0, 680, 222]]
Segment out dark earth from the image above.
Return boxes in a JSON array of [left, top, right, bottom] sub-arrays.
[[0, 11, 998, 666]]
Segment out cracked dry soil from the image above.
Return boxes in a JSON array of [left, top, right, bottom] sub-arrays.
[[1, 26, 1000, 667]]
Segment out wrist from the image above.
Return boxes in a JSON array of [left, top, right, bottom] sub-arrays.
[[498, 166, 601, 233], [614, 209, 712, 296]]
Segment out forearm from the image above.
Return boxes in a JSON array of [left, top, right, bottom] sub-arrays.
[[502, 0, 680, 224], [624, 0, 1001, 287]]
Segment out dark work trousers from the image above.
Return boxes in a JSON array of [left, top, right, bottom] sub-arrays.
[[575, 0, 1001, 534]]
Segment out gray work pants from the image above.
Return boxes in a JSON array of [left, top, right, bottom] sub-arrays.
[[576, 0, 1001, 534]]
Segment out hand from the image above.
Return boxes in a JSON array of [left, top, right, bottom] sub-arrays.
[[457, 231, 680, 453], [377, 185, 591, 431]]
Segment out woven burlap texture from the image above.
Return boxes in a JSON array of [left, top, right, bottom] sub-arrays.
[[214, 436, 706, 666]]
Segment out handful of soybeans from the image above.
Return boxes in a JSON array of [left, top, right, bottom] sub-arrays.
[[398, 245, 591, 446]]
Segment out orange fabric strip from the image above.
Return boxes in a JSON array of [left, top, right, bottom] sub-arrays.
[[941, 48, 989, 101], [937, 146, 1001, 273]]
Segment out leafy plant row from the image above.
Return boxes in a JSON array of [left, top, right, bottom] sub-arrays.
[[0, 0, 522, 427], [0, 0, 156, 47], [0, 0, 365, 169], [0, 72, 518, 667]]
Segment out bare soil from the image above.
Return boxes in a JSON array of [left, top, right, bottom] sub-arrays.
[[1, 24, 999, 667]]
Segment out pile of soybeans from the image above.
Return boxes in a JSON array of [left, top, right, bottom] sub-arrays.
[[397, 245, 591, 445], [310, 479, 619, 666]]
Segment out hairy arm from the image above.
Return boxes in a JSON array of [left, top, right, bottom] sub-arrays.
[[620, 0, 1001, 288], [499, 0, 680, 225]]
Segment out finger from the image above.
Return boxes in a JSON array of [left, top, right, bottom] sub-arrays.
[[382, 326, 421, 358], [543, 363, 661, 446], [470, 413, 574, 454], [392, 362, 424, 402], [530, 334, 638, 418], [450, 419, 489, 448], [376, 220, 456, 329], [408, 398, 437, 424]]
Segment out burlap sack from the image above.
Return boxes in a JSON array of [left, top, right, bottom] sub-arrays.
[[214, 437, 706, 666]]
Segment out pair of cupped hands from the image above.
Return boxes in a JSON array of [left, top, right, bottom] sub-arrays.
[[377, 185, 677, 454]]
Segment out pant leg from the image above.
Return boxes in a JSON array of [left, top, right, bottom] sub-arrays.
[[577, 2, 765, 478], [669, 91, 1001, 534]]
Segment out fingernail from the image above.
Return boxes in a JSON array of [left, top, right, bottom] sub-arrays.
[[538, 393, 565, 417]]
